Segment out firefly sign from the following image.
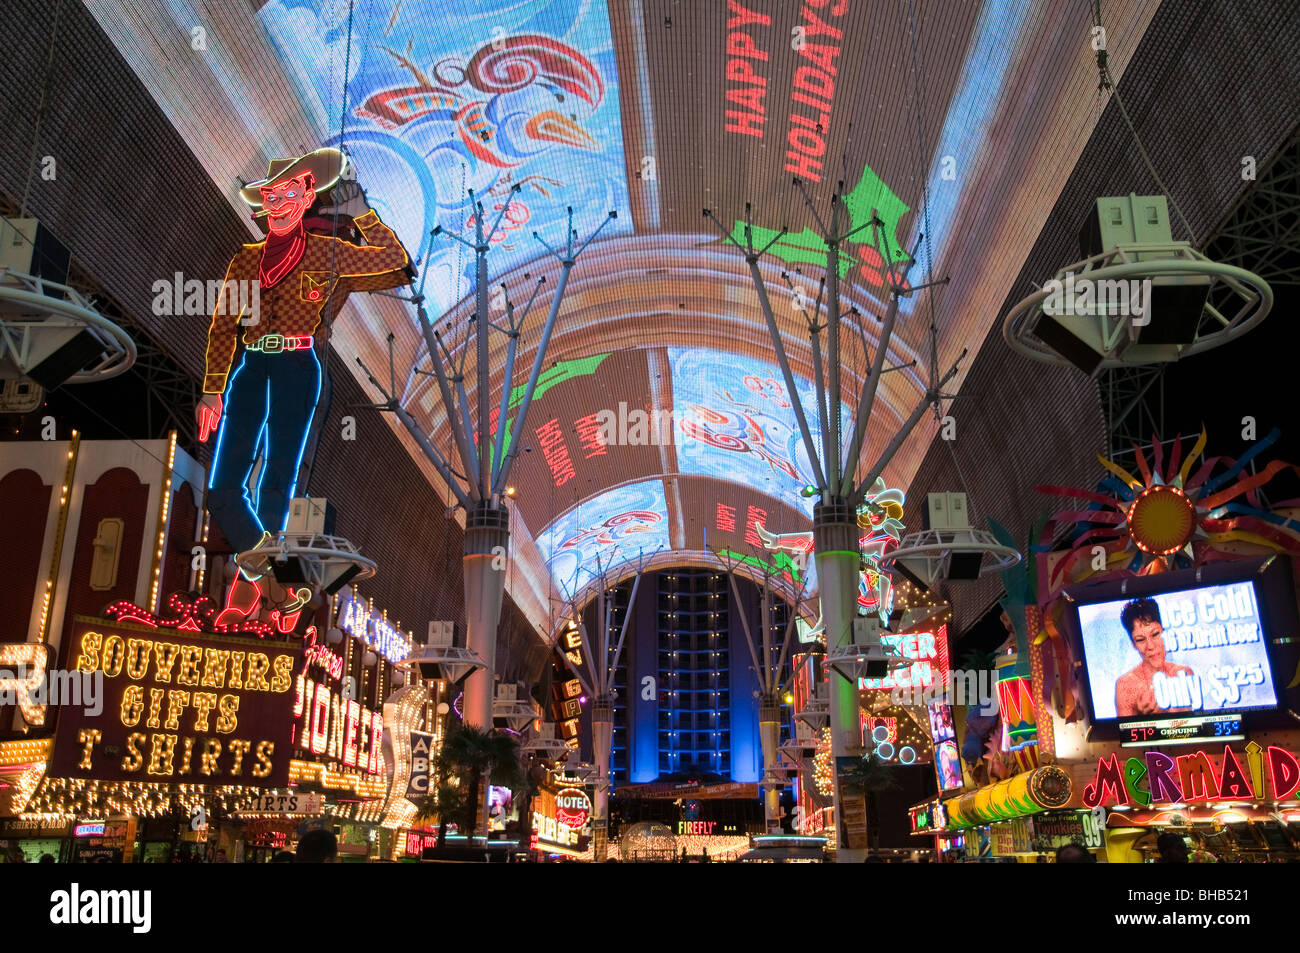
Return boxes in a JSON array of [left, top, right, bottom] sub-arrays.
[[555, 788, 592, 830]]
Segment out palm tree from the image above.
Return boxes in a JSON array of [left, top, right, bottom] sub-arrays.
[[410, 781, 470, 848], [505, 760, 548, 841], [957, 646, 999, 673], [839, 755, 901, 851], [437, 723, 522, 837]]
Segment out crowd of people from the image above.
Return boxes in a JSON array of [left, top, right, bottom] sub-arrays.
[[2, 829, 343, 863]]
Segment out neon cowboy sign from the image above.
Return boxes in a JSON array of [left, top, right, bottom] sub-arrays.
[[337, 595, 412, 665], [1082, 743, 1300, 808]]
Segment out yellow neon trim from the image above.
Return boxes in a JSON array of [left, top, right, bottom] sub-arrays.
[[40, 432, 80, 642], [149, 432, 178, 612]]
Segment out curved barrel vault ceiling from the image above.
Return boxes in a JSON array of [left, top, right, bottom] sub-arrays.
[[86, 0, 1160, 637]]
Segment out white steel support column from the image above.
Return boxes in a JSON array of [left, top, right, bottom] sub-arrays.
[[706, 184, 961, 861], [463, 502, 510, 730], [592, 695, 614, 862], [758, 696, 782, 831], [814, 501, 864, 861], [358, 198, 617, 800]]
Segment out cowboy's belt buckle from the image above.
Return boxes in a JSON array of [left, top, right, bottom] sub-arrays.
[[259, 333, 284, 353]]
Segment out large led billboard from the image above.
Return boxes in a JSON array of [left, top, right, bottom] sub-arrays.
[[533, 474, 812, 603], [1077, 580, 1278, 722], [524, 346, 834, 599], [534, 480, 671, 602]]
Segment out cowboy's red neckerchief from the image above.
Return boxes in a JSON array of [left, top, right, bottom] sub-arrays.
[[259, 224, 307, 289]]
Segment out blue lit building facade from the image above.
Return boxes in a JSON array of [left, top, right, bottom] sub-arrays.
[[587, 569, 793, 785]]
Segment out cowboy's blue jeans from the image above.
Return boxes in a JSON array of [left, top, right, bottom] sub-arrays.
[[207, 349, 321, 552]]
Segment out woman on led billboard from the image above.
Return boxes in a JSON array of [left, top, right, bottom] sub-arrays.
[[1114, 597, 1195, 717]]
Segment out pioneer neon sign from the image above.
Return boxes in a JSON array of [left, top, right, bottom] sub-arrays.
[[292, 672, 384, 775], [1081, 743, 1300, 808]]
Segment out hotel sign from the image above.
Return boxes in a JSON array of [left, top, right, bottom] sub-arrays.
[[555, 787, 592, 829], [531, 786, 585, 852]]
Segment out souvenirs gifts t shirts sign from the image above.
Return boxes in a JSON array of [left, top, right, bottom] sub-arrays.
[[51, 618, 301, 787]]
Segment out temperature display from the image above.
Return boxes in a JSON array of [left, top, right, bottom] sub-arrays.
[[1119, 714, 1244, 747]]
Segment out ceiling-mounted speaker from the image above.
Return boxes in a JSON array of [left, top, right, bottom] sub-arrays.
[[892, 558, 931, 592], [286, 497, 336, 536], [1134, 279, 1210, 345], [322, 562, 363, 595], [863, 658, 889, 679], [1, 218, 70, 285], [26, 330, 107, 390], [271, 556, 308, 585], [1081, 194, 1172, 258], [1030, 316, 1107, 377], [946, 550, 984, 581]]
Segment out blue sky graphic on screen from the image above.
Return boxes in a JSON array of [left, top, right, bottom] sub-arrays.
[[259, 0, 631, 315], [537, 479, 670, 601], [1077, 581, 1278, 722], [669, 348, 851, 517]]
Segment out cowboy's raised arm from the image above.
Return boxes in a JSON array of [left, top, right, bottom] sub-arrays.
[[336, 208, 411, 281], [326, 176, 412, 292]]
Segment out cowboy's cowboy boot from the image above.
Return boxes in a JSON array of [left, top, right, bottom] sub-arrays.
[[282, 587, 312, 615], [262, 574, 312, 616], [236, 530, 277, 581], [214, 574, 263, 627]]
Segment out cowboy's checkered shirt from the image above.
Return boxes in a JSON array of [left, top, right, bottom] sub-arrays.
[[203, 209, 410, 393]]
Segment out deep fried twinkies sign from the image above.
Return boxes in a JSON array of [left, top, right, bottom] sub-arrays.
[[51, 618, 300, 787], [1082, 742, 1300, 808]]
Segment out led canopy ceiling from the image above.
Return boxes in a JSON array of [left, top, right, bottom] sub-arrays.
[[88, 0, 1162, 632]]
